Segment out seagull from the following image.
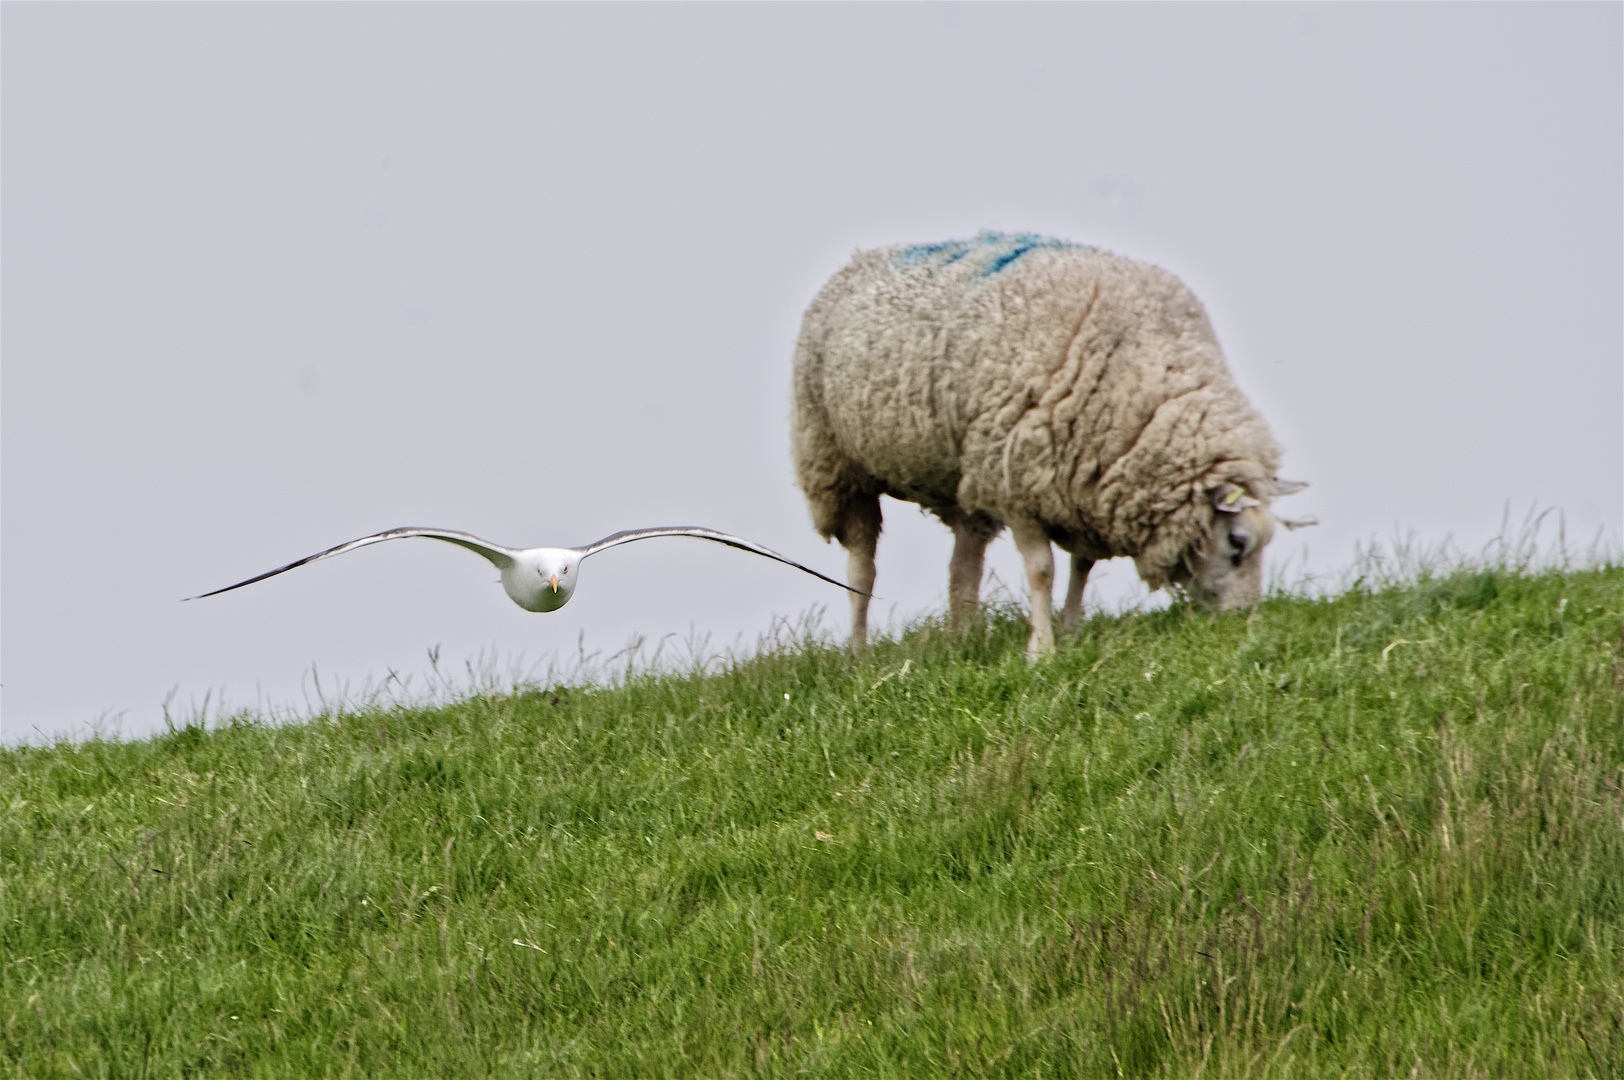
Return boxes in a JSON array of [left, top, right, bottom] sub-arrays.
[[186, 525, 863, 612]]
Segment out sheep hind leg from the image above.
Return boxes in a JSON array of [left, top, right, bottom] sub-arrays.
[[1009, 519, 1056, 658], [1060, 554, 1096, 632], [947, 512, 1001, 633], [834, 493, 882, 657]]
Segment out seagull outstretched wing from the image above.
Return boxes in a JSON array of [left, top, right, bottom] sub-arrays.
[[574, 526, 866, 595], [186, 527, 519, 600]]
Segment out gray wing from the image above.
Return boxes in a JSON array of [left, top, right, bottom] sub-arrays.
[[186, 527, 519, 600], [574, 526, 866, 595]]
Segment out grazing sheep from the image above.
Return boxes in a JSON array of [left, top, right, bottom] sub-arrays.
[[790, 232, 1308, 656]]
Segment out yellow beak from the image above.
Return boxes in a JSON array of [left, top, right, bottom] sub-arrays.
[[548, 574, 560, 592]]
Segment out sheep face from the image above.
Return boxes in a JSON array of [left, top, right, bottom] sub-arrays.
[[1189, 506, 1274, 609], [1176, 487, 1276, 611]]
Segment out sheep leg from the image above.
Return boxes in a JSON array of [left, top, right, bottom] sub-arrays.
[[1060, 554, 1096, 632], [835, 493, 883, 656], [1009, 519, 1055, 657], [947, 514, 998, 632]]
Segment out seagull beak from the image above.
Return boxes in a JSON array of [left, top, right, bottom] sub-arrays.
[[548, 574, 560, 592]]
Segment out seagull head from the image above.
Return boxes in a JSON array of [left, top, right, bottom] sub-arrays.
[[501, 548, 582, 612]]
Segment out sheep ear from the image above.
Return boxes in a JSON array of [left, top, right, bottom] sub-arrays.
[[1211, 483, 1260, 513], [1276, 515, 1319, 531], [1272, 478, 1310, 497]]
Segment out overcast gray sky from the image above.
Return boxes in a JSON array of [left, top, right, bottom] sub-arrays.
[[5, 3, 1620, 742]]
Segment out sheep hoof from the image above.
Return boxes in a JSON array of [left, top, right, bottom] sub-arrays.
[[1025, 637, 1055, 661]]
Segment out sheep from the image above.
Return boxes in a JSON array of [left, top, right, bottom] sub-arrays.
[[790, 232, 1308, 657]]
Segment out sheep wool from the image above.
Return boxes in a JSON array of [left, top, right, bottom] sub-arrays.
[[792, 232, 1293, 649]]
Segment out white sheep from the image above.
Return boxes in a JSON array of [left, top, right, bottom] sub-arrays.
[[791, 232, 1308, 656]]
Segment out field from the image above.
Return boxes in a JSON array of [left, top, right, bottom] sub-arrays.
[[4, 564, 1622, 1077]]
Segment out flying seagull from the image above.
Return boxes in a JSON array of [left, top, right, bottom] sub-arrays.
[[187, 526, 864, 612]]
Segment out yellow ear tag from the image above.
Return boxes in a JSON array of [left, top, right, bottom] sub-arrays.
[[1224, 490, 1243, 506]]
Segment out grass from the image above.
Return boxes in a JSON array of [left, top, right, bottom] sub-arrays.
[[3, 563, 1622, 1077]]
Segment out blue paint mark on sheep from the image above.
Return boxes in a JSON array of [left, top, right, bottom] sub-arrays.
[[898, 240, 972, 264], [895, 232, 1096, 277], [979, 233, 1094, 276], [984, 242, 1042, 275]]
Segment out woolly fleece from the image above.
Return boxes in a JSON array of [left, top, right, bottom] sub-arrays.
[[791, 232, 1287, 590]]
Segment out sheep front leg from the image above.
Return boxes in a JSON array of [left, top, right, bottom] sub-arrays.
[[1009, 519, 1055, 657], [947, 518, 995, 632], [836, 494, 882, 657], [846, 543, 878, 656], [1060, 554, 1095, 632]]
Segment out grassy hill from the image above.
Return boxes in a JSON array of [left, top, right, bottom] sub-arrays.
[[4, 565, 1622, 1077]]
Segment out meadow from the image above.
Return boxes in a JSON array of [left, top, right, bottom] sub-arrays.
[[4, 562, 1621, 1077]]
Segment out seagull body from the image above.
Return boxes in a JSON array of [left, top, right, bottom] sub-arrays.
[[188, 525, 862, 610]]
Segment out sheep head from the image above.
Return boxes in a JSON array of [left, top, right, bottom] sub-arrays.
[[1159, 480, 1314, 611], [1181, 485, 1271, 610]]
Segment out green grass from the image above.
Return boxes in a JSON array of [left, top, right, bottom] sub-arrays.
[[4, 565, 1623, 1077]]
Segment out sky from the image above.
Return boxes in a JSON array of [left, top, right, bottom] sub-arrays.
[[4, 3, 1620, 742]]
